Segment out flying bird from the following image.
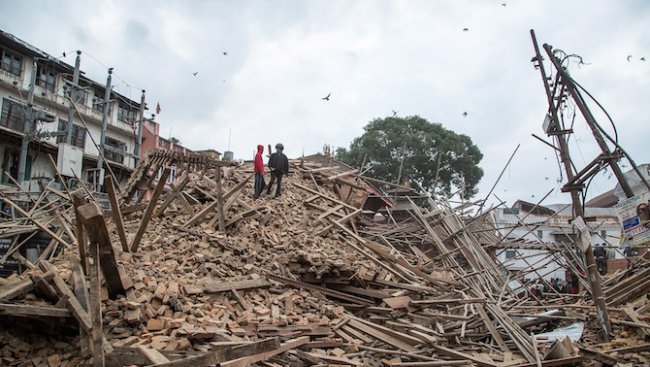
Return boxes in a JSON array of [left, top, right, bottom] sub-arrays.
[[462, 28, 469, 32], [641, 57, 646, 61], [62, 51, 66, 58], [392, 109, 398, 117], [193, 72, 198, 76], [223, 52, 228, 56], [322, 93, 331, 101], [501, 2, 507, 6], [627, 55, 633, 62], [462, 111, 468, 117]]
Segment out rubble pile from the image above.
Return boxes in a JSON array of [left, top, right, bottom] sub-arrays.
[[1, 149, 650, 366]]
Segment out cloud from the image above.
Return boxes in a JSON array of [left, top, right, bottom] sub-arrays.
[[1, 0, 649, 206]]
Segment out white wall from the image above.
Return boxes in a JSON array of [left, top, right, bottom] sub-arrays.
[[0, 47, 141, 182]]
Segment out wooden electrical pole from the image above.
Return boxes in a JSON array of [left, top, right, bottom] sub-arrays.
[[530, 29, 614, 341]]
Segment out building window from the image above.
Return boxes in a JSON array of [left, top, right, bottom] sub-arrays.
[[117, 103, 137, 124], [92, 90, 111, 115], [0, 48, 23, 76], [104, 136, 126, 164], [156, 164, 176, 184], [0, 98, 27, 132], [505, 249, 517, 259], [503, 208, 519, 215], [36, 63, 57, 93], [56, 119, 86, 149], [537, 230, 543, 239]]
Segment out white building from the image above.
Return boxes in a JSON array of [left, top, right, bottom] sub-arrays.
[[0, 29, 143, 191], [492, 200, 623, 281]]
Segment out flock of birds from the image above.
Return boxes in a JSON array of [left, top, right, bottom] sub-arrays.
[[175, 0, 642, 121]]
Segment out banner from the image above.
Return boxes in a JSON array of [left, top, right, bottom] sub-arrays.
[[614, 191, 650, 247]]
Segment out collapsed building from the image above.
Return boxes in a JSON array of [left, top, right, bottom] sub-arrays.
[[0, 149, 649, 367]]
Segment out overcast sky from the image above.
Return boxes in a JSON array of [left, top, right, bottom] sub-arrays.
[[1, 1, 649, 206]]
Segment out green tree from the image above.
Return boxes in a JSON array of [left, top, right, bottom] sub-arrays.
[[337, 116, 483, 198]]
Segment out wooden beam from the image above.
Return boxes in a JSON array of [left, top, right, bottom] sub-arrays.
[[0, 194, 72, 249], [220, 336, 309, 367], [0, 278, 33, 302], [39, 260, 92, 332], [156, 174, 191, 217], [138, 346, 170, 364], [77, 203, 128, 298], [144, 338, 280, 367], [73, 193, 88, 273], [105, 175, 130, 252], [203, 278, 271, 293], [184, 174, 252, 227], [475, 304, 508, 351], [0, 303, 72, 318], [131, 167, 170, 252], [215, 167, 226, 232], [429, 344, 497, 367], [89, 240, 104, 367], [326, 169, 358, 181]]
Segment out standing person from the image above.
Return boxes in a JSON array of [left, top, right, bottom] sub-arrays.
[[253, 144, 266, 199], [267, 143, 289, 197]]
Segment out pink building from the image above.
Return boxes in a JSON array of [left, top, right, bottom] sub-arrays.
[[141, 118, 192, 157], [139, 118, 192, 199]]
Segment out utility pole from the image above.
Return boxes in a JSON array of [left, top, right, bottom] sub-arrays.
[[65, 51, 82, 145], [134, 89, 145, 165], [541, 43, 635, 198], [530, 29, 613, 341], [17, 60, 38, 186], [96, 68, 113, 173]]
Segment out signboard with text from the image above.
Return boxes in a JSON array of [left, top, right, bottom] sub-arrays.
[[614, 191, 650, 247]]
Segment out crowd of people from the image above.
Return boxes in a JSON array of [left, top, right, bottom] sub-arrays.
[[527, 276, 579, 298]]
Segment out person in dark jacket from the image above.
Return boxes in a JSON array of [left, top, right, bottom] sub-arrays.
[[253, 144, 266, 199], [267, 143, 289, 197]]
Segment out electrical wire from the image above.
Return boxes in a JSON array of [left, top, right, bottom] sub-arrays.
[[571, 78, 618, 145], [569, 77, 650, 192]]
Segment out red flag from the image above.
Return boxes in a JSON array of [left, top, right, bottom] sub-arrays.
[[156, 102, 161, 115]]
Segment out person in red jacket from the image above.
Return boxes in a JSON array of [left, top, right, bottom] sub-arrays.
[[253, 145, 266, 199]]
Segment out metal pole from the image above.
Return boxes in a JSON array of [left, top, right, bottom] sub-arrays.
[[65, 51, 81, 145], [17, 60, 38, 185], [530, 29, 612, 341], [134, 89, 145, 165], [96, 68, 113, 172]]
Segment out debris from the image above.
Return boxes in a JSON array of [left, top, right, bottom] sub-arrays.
[[0, 148, 649, 366]]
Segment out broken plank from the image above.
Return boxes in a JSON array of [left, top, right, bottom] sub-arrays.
[[220, 336, 309, 367], [105, 175, 130, 252], [138, 345, 170, 364], [145, 338, 280, 367], [77, 203, 128, 298], [131, 167, 170, 252], [347, 319, 417, 352], [0, 278, 33, 302], [72, 193, 88, 273], [39, 260, 92, 332], [0, 303, 71, 318], [203, 278, 271, 293]]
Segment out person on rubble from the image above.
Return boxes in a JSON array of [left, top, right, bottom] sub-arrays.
[[253, 144, 266, 199], [267, 143, 289, 198], [594, 243, 608, 275]]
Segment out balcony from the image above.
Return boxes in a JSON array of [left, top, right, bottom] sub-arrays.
[[0, 68, 22, 88]]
